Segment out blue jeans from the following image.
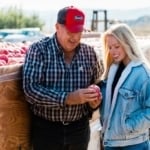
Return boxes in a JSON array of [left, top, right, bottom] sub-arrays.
[[104, 141, 150, 150], [31, 114, 90, 150]]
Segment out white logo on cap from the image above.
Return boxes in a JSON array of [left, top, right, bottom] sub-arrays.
[[75, 16, 83, 20]]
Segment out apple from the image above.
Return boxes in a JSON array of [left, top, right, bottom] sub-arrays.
[[0, 49, 9, 55], [0, 54, 9, 63], [0, 60, 7, 66], [88, 84, 100, 98]]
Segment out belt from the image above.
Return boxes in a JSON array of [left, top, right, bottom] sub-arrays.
[[32, 114, 89, 127], [62, 121, 70, 125], [55, 116, 89, 126]]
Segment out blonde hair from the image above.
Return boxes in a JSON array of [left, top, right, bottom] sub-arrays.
[[101, 23, 150, 79]]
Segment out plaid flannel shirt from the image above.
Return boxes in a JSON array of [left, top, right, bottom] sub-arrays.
[[23, 34, 103, 122]]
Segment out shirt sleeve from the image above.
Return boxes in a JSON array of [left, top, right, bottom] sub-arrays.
[[23, 43, 67, 108]]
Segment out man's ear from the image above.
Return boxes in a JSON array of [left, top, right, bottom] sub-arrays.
[[55, 23, 59, 30]]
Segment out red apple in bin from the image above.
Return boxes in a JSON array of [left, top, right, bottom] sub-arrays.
[[0, 54, 9, 63], [88, 84, 100, 98]]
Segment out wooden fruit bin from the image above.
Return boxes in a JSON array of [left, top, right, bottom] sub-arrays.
[[0, 64, 31, 150]]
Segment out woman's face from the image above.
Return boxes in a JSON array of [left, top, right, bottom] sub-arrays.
[[106, 35, 130, 65]]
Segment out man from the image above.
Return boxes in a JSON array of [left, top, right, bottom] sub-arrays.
[[23, 6, 103, 150]]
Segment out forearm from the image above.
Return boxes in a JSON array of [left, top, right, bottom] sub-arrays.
[[23, 82, 67, 108]]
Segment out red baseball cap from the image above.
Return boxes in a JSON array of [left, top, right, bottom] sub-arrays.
[[57, 6, 85, 33]]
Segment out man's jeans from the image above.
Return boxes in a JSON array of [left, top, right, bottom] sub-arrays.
[[31, 114, 90, 150]]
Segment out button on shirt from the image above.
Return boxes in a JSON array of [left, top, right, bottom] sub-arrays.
[[23, 34, 102, 122]]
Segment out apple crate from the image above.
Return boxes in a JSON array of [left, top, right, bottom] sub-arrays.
[[0, 64, 32, 150]]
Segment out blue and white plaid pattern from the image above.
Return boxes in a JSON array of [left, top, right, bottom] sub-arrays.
[[23, 34, 102, 122]]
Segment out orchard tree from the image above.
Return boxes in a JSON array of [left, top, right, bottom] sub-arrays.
[[0, 6, 44, 29]]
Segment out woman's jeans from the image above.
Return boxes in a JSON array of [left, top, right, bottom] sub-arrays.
[[104, 140, 150, 150], [31, 114, 90, 150]]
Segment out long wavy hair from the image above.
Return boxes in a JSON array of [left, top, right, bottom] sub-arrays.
[[101, 23, 150, 79]]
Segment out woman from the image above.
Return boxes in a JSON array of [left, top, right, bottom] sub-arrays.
[[98, 23, 150, 150]]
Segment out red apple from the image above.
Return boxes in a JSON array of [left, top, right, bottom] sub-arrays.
[[88, 84, 100, 97], [0, 49, 9, 55], [0, 60, 7, 66], [0, 54, 9, 63]]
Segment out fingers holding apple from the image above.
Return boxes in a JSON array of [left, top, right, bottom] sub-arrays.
[[88, 84, 101, 98], [88, 99, 101, 109], [88, 84, 102, 110]]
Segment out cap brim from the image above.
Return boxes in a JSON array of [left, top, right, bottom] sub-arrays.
[[66, 25, 84, 33]]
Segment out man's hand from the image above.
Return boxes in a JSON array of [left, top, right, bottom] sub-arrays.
[[88, 84, 102, 109], [65, 87, 101, 105], [88, 93, 102, 109]]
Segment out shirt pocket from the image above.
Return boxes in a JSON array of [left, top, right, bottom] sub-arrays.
[[119, 88, 138, 100], [78, 64, 94, 86], [119, 88, 140, 112]]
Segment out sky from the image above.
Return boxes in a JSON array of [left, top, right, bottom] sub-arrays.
[[1, 0, 150, 11]]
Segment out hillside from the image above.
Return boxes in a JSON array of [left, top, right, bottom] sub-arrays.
[[125, 16, 150, 35], [35, 7, 150, 35]]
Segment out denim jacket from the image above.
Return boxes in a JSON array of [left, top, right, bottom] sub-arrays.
[[99, 61, 150, 147]]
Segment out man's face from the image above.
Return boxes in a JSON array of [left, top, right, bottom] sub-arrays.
[[56, 23, 82, 52]]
